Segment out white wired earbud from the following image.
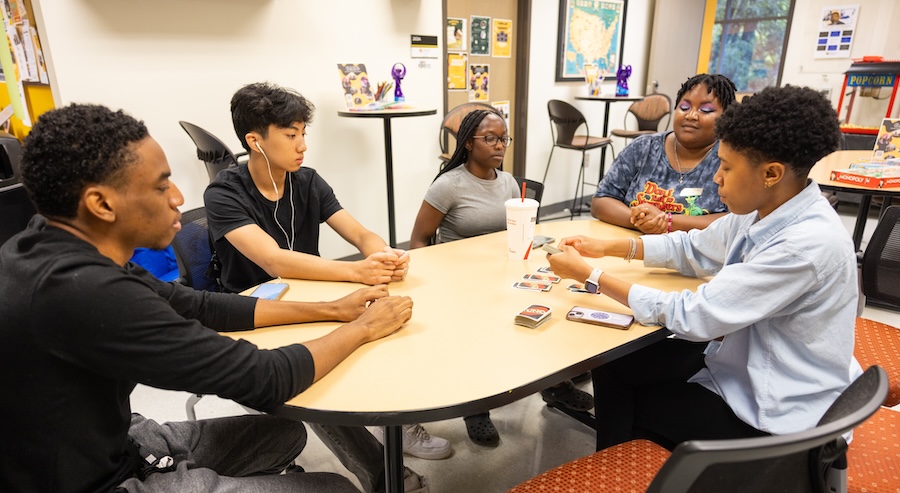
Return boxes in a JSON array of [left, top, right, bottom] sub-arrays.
[[255, 140, 295, 250]]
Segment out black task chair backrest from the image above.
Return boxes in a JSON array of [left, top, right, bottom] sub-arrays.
[[170, 207, 218, 292], [179, 121, 248, 182], [439, 102, 497, 165], [547, 100, 591, 149], [0, 133, 35, 245], [0, 183, 36, 246], [861, 205, 900, 307], [514, 176, 545, 224], [646, 365, 888, 493]]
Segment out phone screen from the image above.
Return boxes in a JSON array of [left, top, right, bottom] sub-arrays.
[[249, 283, 289, 300]]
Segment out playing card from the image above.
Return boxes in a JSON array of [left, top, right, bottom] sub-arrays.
[[523, 274, 561, 284], [514, 304, 552, 329], [512, 281, 552, 292], [537, 266, 555, 274]]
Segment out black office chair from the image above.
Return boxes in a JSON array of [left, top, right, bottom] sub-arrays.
[[179, 121, 248, 182], [515, 176, 544, 224], [510, 365, 888, 493], [170, 207, 218, 293], [544, 100, 615, 219], [609, 93, 672, 143], [169, 207, 220, 420], [860, 205, 900, 310], [0, 131, 35, 245], [438, 102, 496, 168]]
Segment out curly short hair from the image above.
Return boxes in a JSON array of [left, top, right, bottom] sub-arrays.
[[715, 85, 841, 176], [675, 74, 737, 112], [231, 82, 315, 152], [21, 104, 148, 219]]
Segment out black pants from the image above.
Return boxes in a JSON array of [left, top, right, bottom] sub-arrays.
[[592, 337, 769, 451]]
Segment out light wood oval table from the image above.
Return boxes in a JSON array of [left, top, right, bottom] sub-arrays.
[[229, 220, 704, 492]]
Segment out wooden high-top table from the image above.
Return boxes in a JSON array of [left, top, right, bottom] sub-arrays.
[[229, 220, 704, 492]]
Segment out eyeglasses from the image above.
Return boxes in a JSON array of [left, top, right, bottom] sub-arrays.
[[471, 135, 513, 147]]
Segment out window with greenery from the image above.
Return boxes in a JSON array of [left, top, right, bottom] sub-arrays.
[[707, 0, 795, 92]]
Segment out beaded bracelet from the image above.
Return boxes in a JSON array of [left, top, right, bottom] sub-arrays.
[[667, 212, 673, 233]]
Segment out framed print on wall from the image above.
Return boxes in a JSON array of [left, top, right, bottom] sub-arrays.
[[556, 0, 627, 82]]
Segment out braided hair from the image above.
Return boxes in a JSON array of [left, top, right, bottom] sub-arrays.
[[435, 108, 504, 181], [675, 74, 737, 111]]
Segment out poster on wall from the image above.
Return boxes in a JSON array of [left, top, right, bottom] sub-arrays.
[[814, 5, 859, 59], [491, 100, 510, 130], [556, 0, 626, 81], [470, 16, 491, 56], [448, 52, 468, 91], [492, 19, 513, 58], [469, 64, 489, 102], [447, 18, 466, 51]]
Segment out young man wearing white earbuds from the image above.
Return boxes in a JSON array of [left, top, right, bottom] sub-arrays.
[[205, 82, 409, 295], [204, 82, 447, 492]]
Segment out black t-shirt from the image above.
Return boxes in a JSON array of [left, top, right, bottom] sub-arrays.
[[0, 217, 314, 493], [205, 165, 343, 292]]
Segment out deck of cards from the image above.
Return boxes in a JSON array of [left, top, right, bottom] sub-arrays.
[[515, 304, 552, 329]]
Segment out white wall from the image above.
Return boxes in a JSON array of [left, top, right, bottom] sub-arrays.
[[781, 0, 900, 120], [523, 0, 654, 208], [37, 0, 880, 253], [33, 0, 443, 258]]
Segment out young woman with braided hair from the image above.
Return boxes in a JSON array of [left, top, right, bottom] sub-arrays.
[[410, 109, 594, 446]]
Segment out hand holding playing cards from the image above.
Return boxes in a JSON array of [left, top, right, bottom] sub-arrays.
[[557, 235, 608, 258], [354, 295, 414, 342], [332, 285, 390, 321], [355, 251, 401, 285], [546, 242, 593, 282], [630, 204, 667, 234]]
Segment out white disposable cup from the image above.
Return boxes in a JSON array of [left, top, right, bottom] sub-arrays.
[[505, 198, 539, 260]]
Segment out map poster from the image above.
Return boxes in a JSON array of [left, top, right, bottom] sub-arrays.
[[492, 19, 512, 58], [469, 64, 489, 102], [447, 18, 466, 51], [448, 52, 468, 91], [470, 16, 491, 56], [556, 0, 626, 82], [814, 4, 859, 59]]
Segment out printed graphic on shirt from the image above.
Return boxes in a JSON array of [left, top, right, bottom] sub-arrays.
[[629, 181, 709, 216]]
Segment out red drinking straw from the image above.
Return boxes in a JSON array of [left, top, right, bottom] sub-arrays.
[[521, 181, 526, 202]]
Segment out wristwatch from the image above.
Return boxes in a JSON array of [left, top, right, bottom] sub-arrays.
[[585, 268, 603, 294]]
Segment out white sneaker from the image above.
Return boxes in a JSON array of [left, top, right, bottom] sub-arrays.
[[372, 424, 452, 460]]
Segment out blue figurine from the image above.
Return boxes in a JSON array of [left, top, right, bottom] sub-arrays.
[[616, 65, 632, 97]]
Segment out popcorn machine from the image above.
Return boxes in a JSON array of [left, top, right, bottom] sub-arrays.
[[837, 58, 900, 148]]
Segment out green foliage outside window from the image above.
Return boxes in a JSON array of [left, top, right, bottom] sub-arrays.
[[708, 0, 793, 92]]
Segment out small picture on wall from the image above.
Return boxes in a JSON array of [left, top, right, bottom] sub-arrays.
[[469, 64, 489, 102], [447, 18, 466, 51], [470, 16, 491, 56], [814, 5, 859, 59]]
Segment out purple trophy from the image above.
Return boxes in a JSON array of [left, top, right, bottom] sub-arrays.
[[392, 63, 407, 102], [616, 65, 632, 97]]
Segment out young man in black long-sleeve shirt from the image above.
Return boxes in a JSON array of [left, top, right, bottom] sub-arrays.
[[0, 104, 416, 493]]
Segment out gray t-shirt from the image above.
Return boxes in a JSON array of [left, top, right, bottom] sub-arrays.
[[424, 165, 520, 243]]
